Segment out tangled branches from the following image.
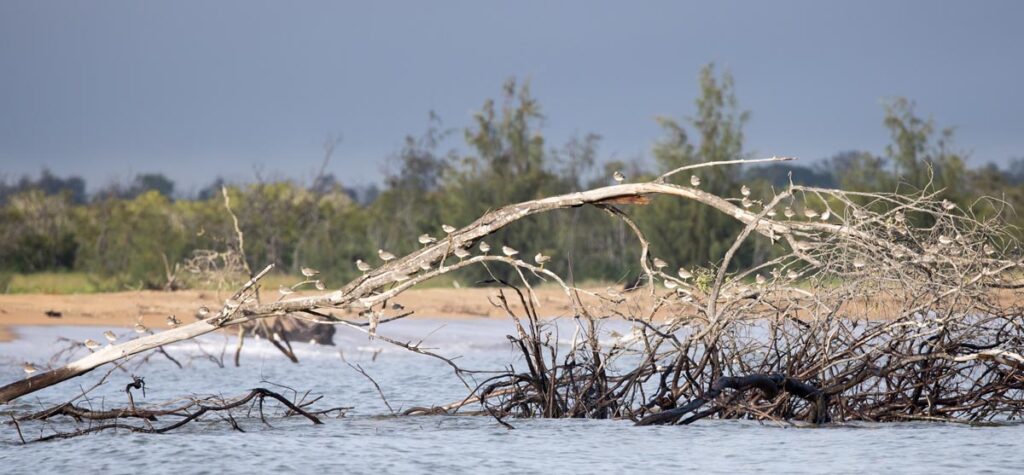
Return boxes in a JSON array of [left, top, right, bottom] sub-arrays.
[[3, 157, 1022, 430]]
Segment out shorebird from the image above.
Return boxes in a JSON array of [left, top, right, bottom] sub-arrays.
[[894, 211, 906, 223], [741, 197, 752, 209], [690, 175, 701, 187], [820, 210, 831, 221], [23, 363, 37, 375], [418, 233, 437, 245], [103, 330, 117, 344], [134, 323, 147, 334], [942, 199, 956, 211], [803, 208, 819, 219], [356, 259, 372, 272], [479, 241, 491, 254], [166, 315, 181, 327], [454, 247, 471, 260], [786, 270, 799, 280], [938, 235, 953, 245], [301, 267, 319, 277], [279, 285, 295, 296], [766, 208, 777, 218], [740, 185, 751, 197], [755, 274, 767, 285], [983, 244, 996, 256], [84, 338, 101, 350], [613, 170, 625, 183], [652, 258, 668, 270], [664, 279, 678, 290], [677, 267, 693, 279], [197, 306, 210, 318], [853, 259, 866, 269], [534, 253, 551, 268], [315, 280, 327, 290], [784, 207, 795, 218], [442, 224, 456, 234], [502, 245, 518, 257], [378, 249, 396, 262]]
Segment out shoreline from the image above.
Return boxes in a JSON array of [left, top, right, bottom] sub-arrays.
[[0, 287, 589, 343]]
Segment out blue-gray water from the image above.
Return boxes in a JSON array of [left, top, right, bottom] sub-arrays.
[[2, 320, 1022, 474]]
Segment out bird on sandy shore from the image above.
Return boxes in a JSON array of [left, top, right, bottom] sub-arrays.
[[454, 247, 471, 260], [166, 315, 181, 328], [103, 330, 117, 344], [301, 267, 319, 278], [613, 170, 625, 183], [378, 249, 396, 262], [690, 175, 701, 187], [418, 233, 437, 246], [534, 253, 551, 269], [84, 339, 101, 350], [442, 224, 456, 234], [279, 285, 295, 296], [502, 245, 519, 257], [356, 259, 372, 272], [478, 241, 491, 254], [23, 362, 37, 375]]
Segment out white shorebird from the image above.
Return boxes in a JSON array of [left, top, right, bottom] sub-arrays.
[[690, 175, 701, 187], [301, 267, 319, 277], [197, 306, 210, 318], [766, 208, 777, 218], [279, 285, 295, 296], [784, 207, 795, 218], [664, 280, 678, 290], [479, 241, 491, 254], [502, 245, 518, 257], [740, 185, 751, 197], [166, 315, 181, 328], [442, 224, 456, 234], [23, 363, 37, 374], [103, 330, 117, 344], [652, 258, 668, 270], [378, 249, 396, 262], [677, 267, 693, 279], [134, 323, 147, 334], [786, 270, 799, 280], [418, 233, 437, 245], [613, 170, 625, 183], [454, 247, 471, 260], [356, 259, 372, 272], [853, 259, 866, 269], [315, 280, 327, 290], [741, 197, 752, 209], [534, 253, 551, 268], [84, 338, 101, 350], [820, 210, 831, 221]]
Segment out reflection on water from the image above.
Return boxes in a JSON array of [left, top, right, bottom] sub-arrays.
[[2, 321, 1022, 474]]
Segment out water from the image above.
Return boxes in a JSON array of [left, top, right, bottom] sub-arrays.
[[2, 320, 1022, 474]]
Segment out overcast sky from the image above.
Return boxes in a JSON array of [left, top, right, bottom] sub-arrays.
[[1, 0, 1022, 194]]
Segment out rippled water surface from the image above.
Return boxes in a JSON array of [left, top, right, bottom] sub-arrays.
[[2, 320, 1022, 474]]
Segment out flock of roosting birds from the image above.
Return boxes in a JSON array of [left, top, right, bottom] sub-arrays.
[[4, 157, 1023, 441]]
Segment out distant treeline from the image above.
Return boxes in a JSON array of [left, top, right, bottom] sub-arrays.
[[3, 65, 1023, 290]]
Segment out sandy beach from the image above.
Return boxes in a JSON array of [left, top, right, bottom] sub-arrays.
[[0, 287, 595, 342]]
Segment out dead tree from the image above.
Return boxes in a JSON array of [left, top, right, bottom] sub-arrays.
[[2, 157, 1022, 429]]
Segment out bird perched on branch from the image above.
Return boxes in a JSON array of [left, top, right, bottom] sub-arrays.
[[356, 259, 372, 272], [301, 267, 319, 277], [502, 245, 519, 257], [613, 170, 625, 183], [418, 233, 437, 246], [479, 241, 491, 254], [442, 224, 456, 234], [534, 253, 551, 269], [84, 339, 101, 350], [378, 249, 396, 262], [103, 331, 117, 344], [22, 363, 37, 375], [690, 175, 701, 187], [166, 315, 181, 328]]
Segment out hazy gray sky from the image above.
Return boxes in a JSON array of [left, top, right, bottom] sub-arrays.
[[1, 0, 1022, 194]]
